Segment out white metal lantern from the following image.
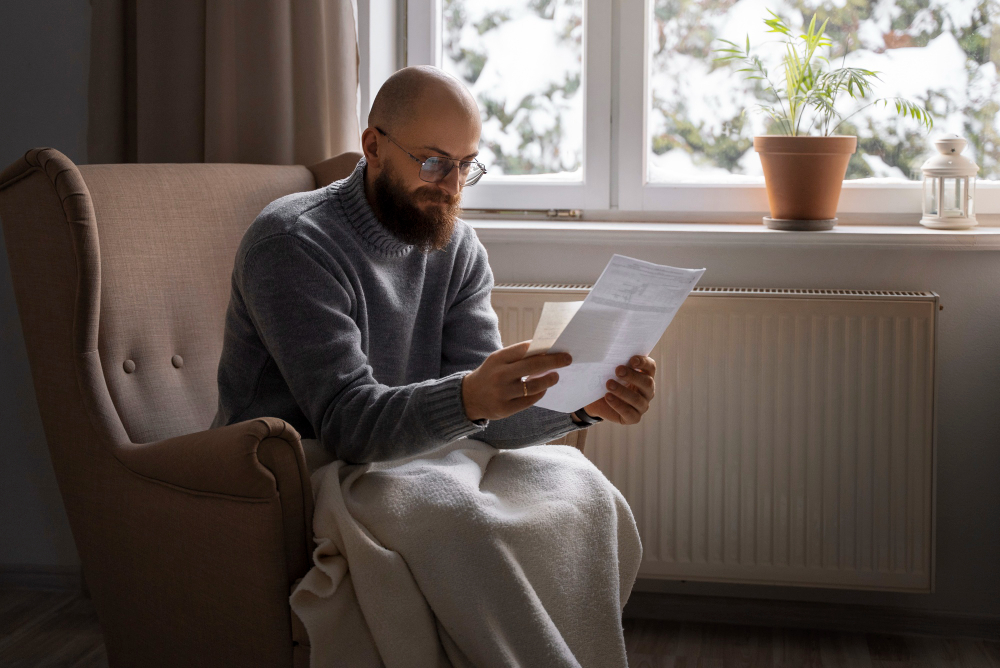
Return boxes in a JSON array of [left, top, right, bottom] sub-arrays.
[[920, 135, 979, 230]]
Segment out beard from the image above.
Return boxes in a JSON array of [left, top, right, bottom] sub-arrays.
[[369, 164, 461, 252]]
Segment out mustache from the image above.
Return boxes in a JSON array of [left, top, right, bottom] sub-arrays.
[[414, 185, 461, 207]]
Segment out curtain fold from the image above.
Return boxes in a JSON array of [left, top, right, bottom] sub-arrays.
[[88, 0, 360, 165]]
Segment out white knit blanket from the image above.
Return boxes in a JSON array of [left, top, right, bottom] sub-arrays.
[[290, 439, 642, 668]]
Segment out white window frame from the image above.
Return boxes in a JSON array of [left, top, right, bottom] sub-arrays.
[[616, 0, 1000, 219], [375, 0, 1000, 220], [358, 0, 404, 134], [404, 0, 612, 211]]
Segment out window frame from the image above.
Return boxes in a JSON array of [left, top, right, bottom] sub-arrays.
[[619, 0, 1000, 218], [405, 0, 613, 211], [399, 0, 1000, 219], [358, 0, 404, 130]]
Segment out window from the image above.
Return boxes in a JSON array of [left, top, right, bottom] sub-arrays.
[[407, 0, 610, 210], [441, 0, 584, 179], [647, 0, 999, 184], [402, 0, 1000, 219]]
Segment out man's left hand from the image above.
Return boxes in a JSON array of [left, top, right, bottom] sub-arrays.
[[581, 356, 656, 426]]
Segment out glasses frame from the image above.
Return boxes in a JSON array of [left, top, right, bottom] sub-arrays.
[[375, 127, 487, 187]]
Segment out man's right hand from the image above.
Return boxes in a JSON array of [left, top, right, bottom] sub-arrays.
[[462, 341, 572, 422]]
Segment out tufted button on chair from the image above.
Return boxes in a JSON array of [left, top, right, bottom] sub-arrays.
[[0, 148, 362, 668]]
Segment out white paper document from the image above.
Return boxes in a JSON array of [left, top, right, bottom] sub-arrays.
[[528, 255, 705, 413]]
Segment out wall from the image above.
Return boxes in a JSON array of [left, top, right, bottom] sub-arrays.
[[0, 1, 91, 574], [480, 232, 1000, 619]]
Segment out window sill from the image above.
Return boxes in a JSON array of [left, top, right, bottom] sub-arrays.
[[469, 220, 1000, 251]]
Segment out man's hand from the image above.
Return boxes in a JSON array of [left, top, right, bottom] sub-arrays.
[[581, 356, 657, 426], [462, 342, 572, 422]]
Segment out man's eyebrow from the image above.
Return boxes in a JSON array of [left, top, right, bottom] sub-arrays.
[[422, 145, 480, 160]]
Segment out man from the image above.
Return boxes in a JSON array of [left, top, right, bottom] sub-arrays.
[[215, 66, 650, 666], [212, 65, 657, 461]]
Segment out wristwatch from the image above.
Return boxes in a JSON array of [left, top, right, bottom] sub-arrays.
[[571, 407, 603, 426]]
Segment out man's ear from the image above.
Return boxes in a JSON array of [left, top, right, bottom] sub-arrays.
[[361, 127, 381, 167]]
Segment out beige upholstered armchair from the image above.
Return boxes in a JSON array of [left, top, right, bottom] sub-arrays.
[[0, 148, 358, 667], [0, 148, 585, 667]]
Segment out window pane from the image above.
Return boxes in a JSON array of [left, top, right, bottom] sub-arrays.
[[648, 0, 1000, 183], [441, 0, 584, 179]]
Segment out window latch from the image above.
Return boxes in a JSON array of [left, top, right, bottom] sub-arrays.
[[463, 209, 583, 219]]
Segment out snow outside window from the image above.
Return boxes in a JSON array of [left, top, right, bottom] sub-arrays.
[[648, 0, 1000, 185]]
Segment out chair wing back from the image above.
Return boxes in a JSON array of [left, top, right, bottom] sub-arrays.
[[78, 162, 316, 444], [0, 149, 334, 667], [0, 148, 319, 450]]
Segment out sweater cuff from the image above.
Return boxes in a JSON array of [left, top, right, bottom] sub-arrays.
[[548, 410, 586, 437], [499, 409, 580, 449], [423, 372, 487, 443]]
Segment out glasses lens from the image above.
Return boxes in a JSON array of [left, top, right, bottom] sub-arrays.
[[464, 163, 485, 186], [419, 157, 452, 183]]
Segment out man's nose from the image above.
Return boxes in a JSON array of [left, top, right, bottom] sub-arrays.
[[437, 164, 462, 196]]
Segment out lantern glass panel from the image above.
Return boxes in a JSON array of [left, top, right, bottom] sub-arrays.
[[968, 178, 976, 218], [942, 177, 966, 217], [924, 177, 938, 215]]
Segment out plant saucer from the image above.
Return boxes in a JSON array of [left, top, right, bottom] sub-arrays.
[[763, 217, 837, 231]]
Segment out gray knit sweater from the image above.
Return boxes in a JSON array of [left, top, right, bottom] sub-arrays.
[[211, 158, 580, 463]]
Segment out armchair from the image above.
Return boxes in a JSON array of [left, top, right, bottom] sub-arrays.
[[0, 148, 364, 667], [0, 148, 585, 667]]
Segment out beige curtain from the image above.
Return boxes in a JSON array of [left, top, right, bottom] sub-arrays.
[[88, 0, 360, 165]]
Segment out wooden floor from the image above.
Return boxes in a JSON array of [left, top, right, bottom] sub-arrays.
[[0, 590, 107, 667], [2, 589, 999, 667], [623, 618, 1000, 667]]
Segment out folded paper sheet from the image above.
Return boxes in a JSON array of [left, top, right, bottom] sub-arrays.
[[528, 255, 705, 413], [525, 301, 585, 356]]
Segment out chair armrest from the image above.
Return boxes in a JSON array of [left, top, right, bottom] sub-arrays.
[[112, 416, 315, 585], [113, 416, 305, 499], [88, 417, 315, 665], [548, 428, 588, 453]]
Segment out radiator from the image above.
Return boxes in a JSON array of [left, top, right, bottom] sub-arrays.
[[491, 285, 937, 592]]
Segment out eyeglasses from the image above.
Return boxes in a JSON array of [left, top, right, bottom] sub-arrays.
[[375, 127, 487, 187]]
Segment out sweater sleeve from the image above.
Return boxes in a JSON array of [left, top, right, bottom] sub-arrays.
[[240, 233, 485, 463], [440, 237, 585, 449]]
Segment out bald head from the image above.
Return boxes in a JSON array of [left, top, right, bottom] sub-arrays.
[[368, 66, 480, 134], [361, 66, 482, 225]]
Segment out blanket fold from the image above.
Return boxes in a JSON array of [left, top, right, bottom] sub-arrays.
[[290, 439, 642, 668]]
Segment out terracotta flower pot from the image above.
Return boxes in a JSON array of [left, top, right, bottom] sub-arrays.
[[754, 135, 857, 230]]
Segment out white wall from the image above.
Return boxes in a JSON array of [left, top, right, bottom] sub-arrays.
[[0, 0, 91, 572], [479, 232, 1000, 619]]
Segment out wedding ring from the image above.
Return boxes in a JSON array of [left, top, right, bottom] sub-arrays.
[[522, 379, 528, 397]]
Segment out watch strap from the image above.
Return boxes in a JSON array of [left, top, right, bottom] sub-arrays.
[[572, 407, 603, 425]]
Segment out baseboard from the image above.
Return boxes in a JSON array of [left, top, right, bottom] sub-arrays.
[[623, 590, 1000, 641], [0, 565, 82, 592]]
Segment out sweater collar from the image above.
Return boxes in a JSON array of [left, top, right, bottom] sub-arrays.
[[336, 157, 414, 258]]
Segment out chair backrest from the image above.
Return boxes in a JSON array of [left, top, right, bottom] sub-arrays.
[[0, 148, 327, 448], [78, 162, 317, 444]]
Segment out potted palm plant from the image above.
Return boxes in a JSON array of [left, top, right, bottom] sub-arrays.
[[715, 12, 934, 230]]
